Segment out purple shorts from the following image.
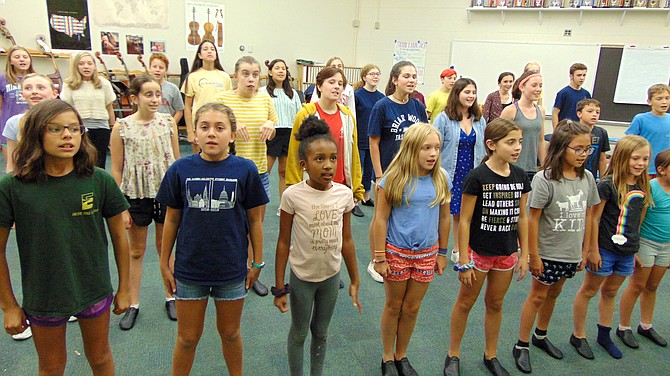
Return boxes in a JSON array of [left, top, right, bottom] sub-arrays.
[[26, 294, 113, 327]]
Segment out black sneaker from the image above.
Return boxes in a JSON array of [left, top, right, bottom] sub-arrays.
[[394, 357, 418, 376], [616, 328, 639, 349], [382, 359, 399, 376], [570, 334, 594, 359], [443, 355, 460, 376], [532, 334, 563, 359], [512, 346, 532, 373], [119, 307, 139, 330], [483, 354, 509, 376], [637, 325, 668, 347], [252, 280, 269, 296], [165, 300, 177, 321]]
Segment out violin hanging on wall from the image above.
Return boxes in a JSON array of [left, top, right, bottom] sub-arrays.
[[188, 7, 201, 46]]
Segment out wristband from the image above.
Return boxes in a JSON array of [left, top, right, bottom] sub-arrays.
[[271, 284, 290, 297], [374, 250, 386, 254], [372, 259, 387, 264], [437, 248, 449, 256], [251, 261, 265, 269], [453, 260, 475, 272]]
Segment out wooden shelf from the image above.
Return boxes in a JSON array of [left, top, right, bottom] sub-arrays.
[[0, 50, 70, 59], [466, 7, 670, 26]]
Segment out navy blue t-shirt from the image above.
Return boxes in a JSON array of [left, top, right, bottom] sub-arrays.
[[368, 96, 428, 171], [156, 154, 269, 285], [553, 85, 591, 122], [355, 87, 385, 149], [585, 125, 610, 179]]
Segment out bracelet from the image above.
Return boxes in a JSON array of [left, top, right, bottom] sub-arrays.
[[271, 284, 290, 297], [251, 261, 265, 269], [374, 250, 386, 254], [372, 259, 387, 264], [453, 260, 475, 272], [437, 248, 449, 256]]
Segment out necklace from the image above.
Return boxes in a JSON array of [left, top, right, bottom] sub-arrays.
[[392, 93, 408, 103]]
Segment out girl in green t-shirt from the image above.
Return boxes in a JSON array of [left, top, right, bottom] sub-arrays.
[[0, 99, 131, 375]]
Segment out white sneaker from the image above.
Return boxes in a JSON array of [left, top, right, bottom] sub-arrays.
[[68, 316, 77, 322], [367, 262, 384, 283], [450, 250, 460, 264], [11, 326, 32, 341]]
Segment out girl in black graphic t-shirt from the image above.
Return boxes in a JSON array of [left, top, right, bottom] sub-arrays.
[[444, 118, 530, 376], [572, 135, 652, 360]]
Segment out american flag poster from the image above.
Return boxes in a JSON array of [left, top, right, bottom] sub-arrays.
[[47, 0, 91, 50]]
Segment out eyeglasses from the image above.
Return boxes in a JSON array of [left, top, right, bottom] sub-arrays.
[[367, 72, 381, 77], [46, 124, 85, 135], [566, 146, 595, 156]]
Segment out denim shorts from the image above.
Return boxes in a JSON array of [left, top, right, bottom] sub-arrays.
[[586, 248, 635, 277], [27, 294, 113, 327], [259, 172, 271, 200], [174, 276, 247, 301], [637, 237, 670, 268]]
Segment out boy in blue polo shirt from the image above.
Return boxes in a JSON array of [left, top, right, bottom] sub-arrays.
[[625, 84, 670, 177]]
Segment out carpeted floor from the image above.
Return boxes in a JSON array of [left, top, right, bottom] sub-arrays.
[[1, 143, 669, 375]]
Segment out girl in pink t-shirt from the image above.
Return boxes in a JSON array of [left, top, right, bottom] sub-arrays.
[[274, 116, 362, 376]]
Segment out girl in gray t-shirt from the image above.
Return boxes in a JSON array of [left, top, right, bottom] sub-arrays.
[[513, 120, 600, 373]]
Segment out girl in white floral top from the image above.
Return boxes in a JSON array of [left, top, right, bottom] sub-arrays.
[[110, 75, 180, 329]]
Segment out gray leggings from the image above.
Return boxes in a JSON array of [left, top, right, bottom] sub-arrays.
[[288, 270, 340, 376]]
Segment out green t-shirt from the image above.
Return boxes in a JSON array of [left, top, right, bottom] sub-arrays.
[[0, 168, 129, 317]]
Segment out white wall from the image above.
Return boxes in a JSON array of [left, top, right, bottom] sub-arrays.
[[1, 0, 666, 127], [0, 0, 359, 81], [354, 0, 669, 98]]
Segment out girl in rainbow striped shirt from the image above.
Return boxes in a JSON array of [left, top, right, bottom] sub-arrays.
[[571, 135, 652, 360]]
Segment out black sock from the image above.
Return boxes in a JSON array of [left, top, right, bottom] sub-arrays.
[[535, 328, 547, 336], [516, 340, 530, 348]]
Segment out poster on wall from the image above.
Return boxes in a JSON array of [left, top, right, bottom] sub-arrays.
[[150, 40, 166, 53], [92, 0, 169, 29], [185, 2, 224, 52], [393, 40, 428, 84], [47, 0, 91, 50], [101, 31, 119, 55], [126, 35, 144, 55]]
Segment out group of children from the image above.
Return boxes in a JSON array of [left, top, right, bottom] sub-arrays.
[[1, 41, 670, 376]]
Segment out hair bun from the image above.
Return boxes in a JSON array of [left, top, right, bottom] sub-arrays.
[[295, 115, 331, 141], [264, 60, 270, 68]]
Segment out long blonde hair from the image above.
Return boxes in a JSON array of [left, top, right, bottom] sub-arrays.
[[64, 52, 102, 90], [604, 135, 652, 208], [383, 123, 450, 207], [4, 46, 35, 85]]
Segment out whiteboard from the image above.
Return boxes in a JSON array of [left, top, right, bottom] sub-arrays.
[[613, 46, 670, 105], [450, 40, 600, 117]]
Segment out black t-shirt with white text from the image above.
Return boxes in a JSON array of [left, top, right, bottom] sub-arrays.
[[462, 163, 531, 256]]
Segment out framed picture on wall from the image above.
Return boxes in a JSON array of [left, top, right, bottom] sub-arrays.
[[101, 31, 119, 55], [126, 34, 144, 55], [47, 0, 91, 50], [185, 2, 224, 52], [150, 40, 166, 53]]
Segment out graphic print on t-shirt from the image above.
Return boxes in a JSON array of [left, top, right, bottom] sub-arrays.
[[553, 189, 587, 232], [309, 201, 342, 254], [390, 113, 422, 141], [612, 190, 645, 245], [185, 177, 237, 211], [480, 182, 523, 232]]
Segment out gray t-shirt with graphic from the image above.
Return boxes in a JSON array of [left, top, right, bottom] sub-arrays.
[[530, 169, 600, 263]]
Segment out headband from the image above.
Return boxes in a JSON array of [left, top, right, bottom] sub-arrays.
[[519, 73, 542, 87]]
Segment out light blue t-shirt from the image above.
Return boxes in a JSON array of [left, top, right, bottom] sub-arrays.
[[379, 171, 450, 250], [625, 111, 670, 175], [2, 113, 23, 142], [640, 179, 670, 243]]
